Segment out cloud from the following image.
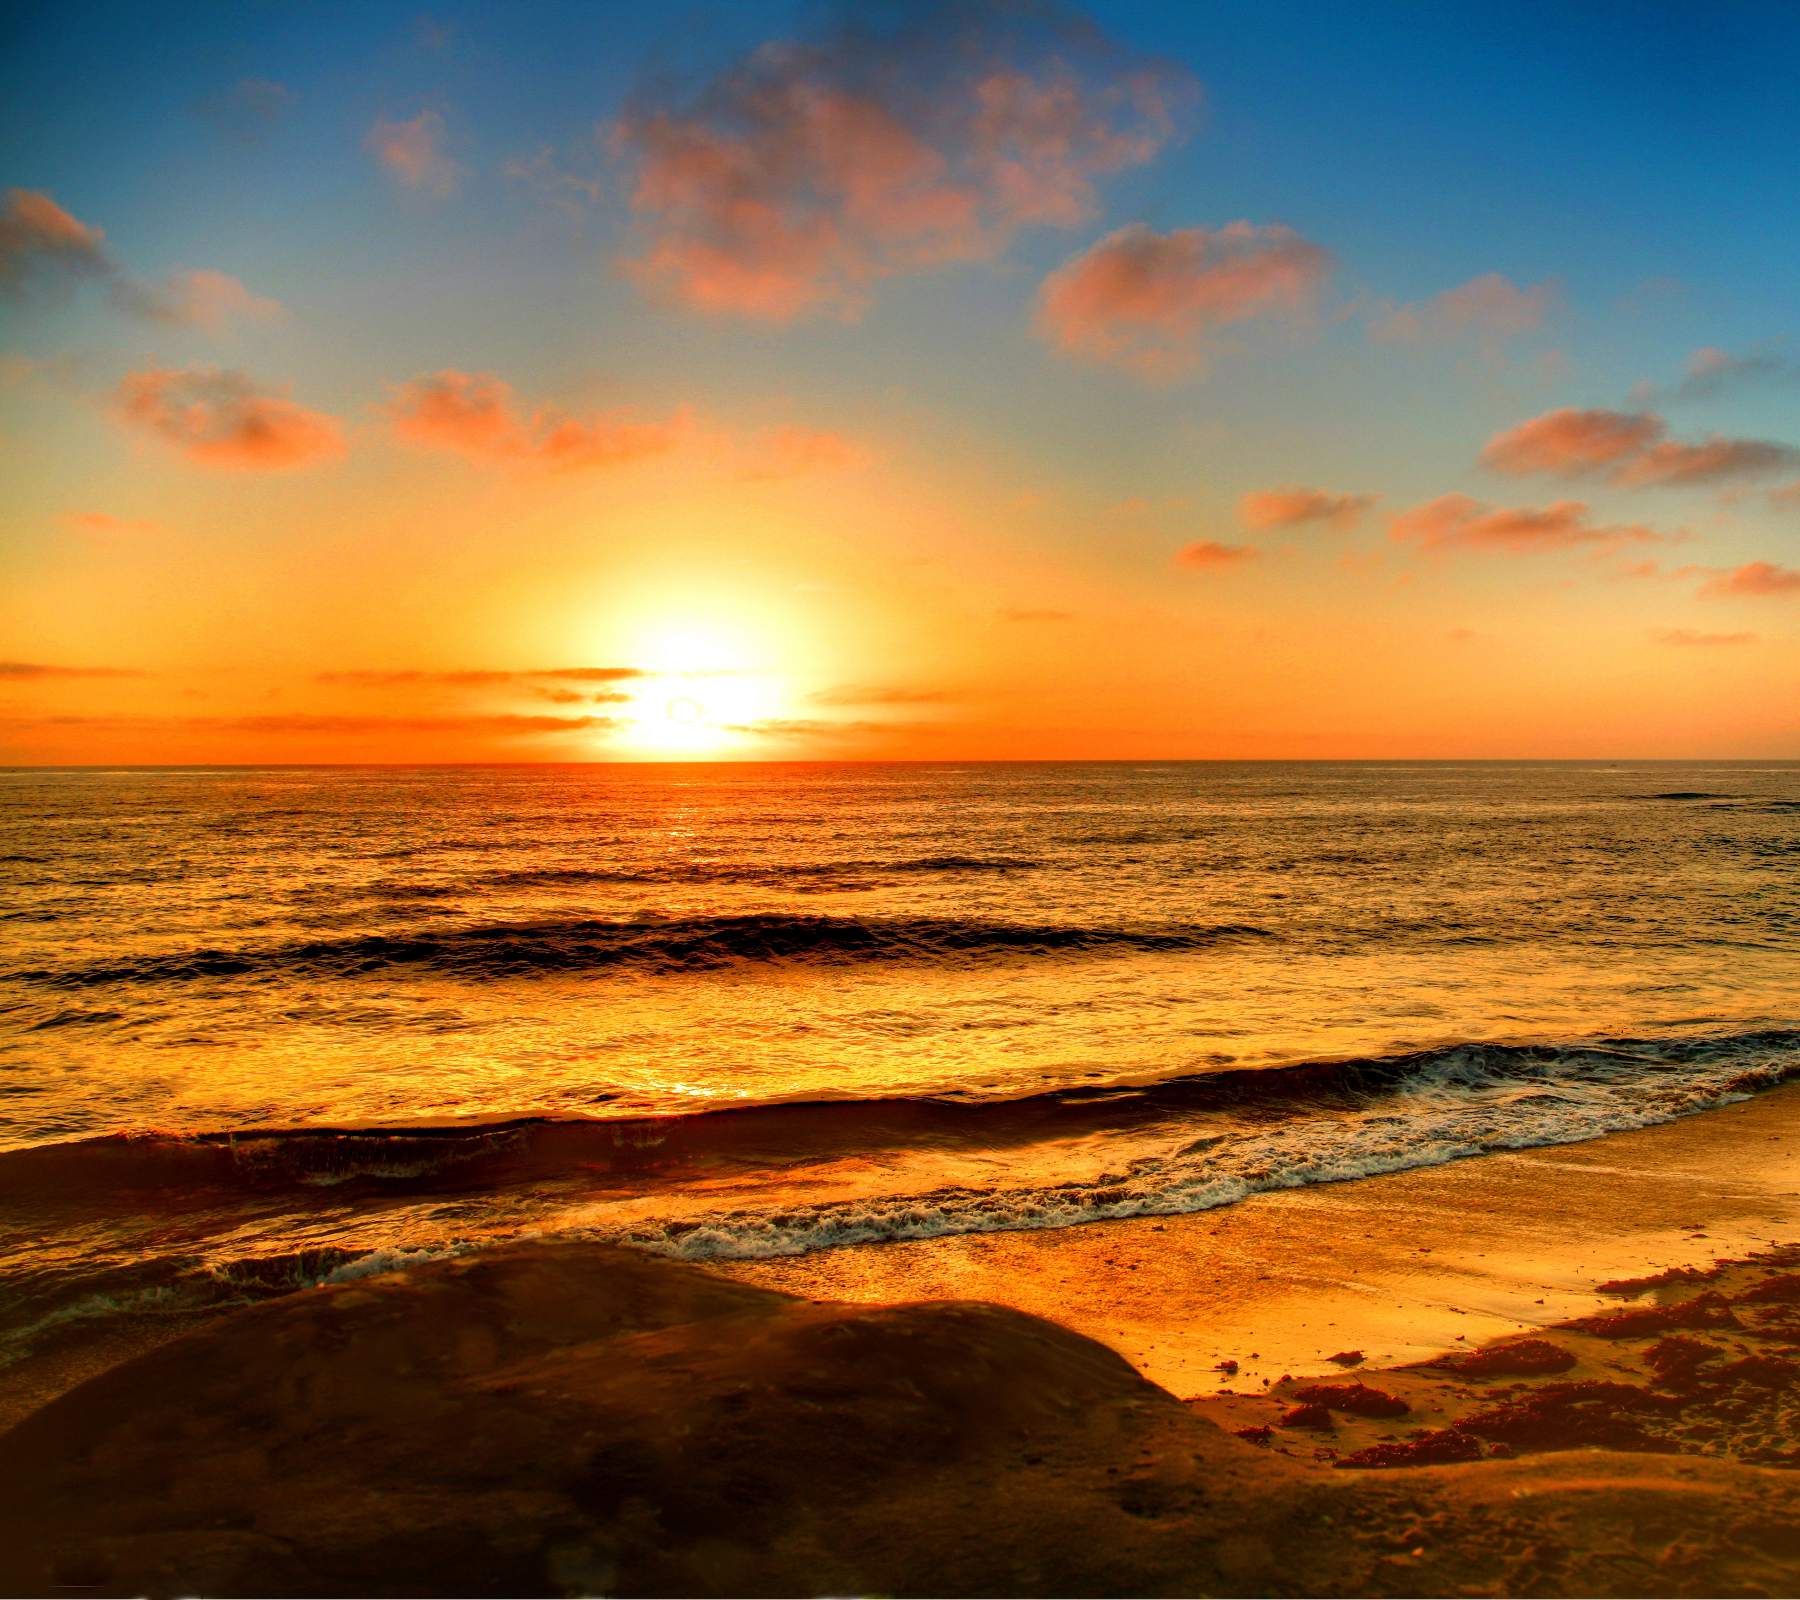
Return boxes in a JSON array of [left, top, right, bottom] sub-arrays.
[[62, 511, 161, 535], [1173, 539, 1255, 569], [1770, 480, 1800, 510], [116, 366, 345, 470], [1614, 436, 1800, 488], [366, 112, 461, 197], [110, 268, 283, 331], [1238, 486, 1373, 532], [0, 188, 109, 294], [503, 145, 605, 217], [724, 718, 894, 737], [386, 371, 688, 470], [1659, 345, 1800, 402], [318, 667, 645, 687], [2, 189, 280, 333], [1388, 495, 1662, 554], [1697, 561, 1800, 598], [1480, 408, 1665, 476], [809, 685, 956, 706], [1481, 406, 1799, 488], [0, 661, 145, 680], [997, 606, 1073, 622], [199, 78, 293, 143], [737, 424, 868, 480], [1036, 221, 1329, 380], [1651, 628, 1756, 647], [216, 713, 618, 735], [1369, 272, 1556, 346], [614, 2, 1190, 321]]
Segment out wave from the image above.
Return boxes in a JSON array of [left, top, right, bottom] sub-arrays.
[[479, 854, 1041, 891], [6, 912, 1270, 990], [6, 1027, 1795, 1203]]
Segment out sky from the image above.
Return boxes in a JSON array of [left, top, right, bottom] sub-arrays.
[[1, 0, 1797, 763]]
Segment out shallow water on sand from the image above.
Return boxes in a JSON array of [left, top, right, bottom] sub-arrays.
[[2, 761, 1796, 1356]]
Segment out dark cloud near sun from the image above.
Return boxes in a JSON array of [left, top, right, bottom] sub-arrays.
[[318, 668, 646, 687], [0, 661, 147, 680]]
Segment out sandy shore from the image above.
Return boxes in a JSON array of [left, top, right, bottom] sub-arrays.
[[721, 1080, 1800, 1396], [2, 1088, 1796, 1596]]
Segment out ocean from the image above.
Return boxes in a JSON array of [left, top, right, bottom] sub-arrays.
[[2, 760, 1796, 1363]]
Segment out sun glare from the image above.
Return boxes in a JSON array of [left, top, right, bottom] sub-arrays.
[[618, 624, 782, 756]]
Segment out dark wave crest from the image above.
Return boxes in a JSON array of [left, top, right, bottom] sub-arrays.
[[6, 912, 1272, 990], [5, 1027, 1794, 1202]]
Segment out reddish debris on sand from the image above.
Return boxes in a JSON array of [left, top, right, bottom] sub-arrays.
[[1290, 1381, 1410, 1418], [1710, 1354, 1797, 1390], [1740, 1274, 1800, 1305], [1233, 1424, 1274, 1446], [1335, 1429, 1484, 1469], [1437, 1338, 1577, 1378], [1644, 1335, 1721, 1389], [1215, 1359, 1239, 1374], [1596, 1265, 1710, 1295], [1567, 1290, 1740, 1338], [1454, 1379, 1682, 1453], [1326, 1349, 1364, 1366], [1279, 1403, 1335, 1430]]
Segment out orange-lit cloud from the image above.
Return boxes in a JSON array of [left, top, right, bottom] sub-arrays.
[[1173, 539, 1255, 568], [1698, 561, 1800, 598], [1481, 408, 1665, 475], [1036, 221, 1329, 380], [111, 268, 283, 331], [1370, 272, 1555, 345], [366, 111, 461, 196], [0, 188, 109, 293], [0, 660, 145, 680], [117, 365, 345, 470], [810, 685, 956, 706], [1239, 486, 1373, 531], [1652, 628, 1756, 647], [615, 4, 1187, 321], [1481, 406, 1798, 487], [61, 511, 162, 535], [736, 424, 869, 480], [1389, 494, 1662, 554], [1771, 480, 1800, 509], [386, 371, 688, 470], [1615, 436, 1800, 487], [317, 667, 645, 686]]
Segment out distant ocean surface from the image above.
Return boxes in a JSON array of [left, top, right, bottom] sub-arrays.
[[3, 762, 1797, 1363]]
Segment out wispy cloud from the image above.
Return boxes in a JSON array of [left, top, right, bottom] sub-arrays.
[[1651, 627, 1756, 646], [317, 667, 646, 687], [367, 111, 462, 197], [1238, 486, 1374, 532], [1368, 272, 1556, 348], [1482, 406, 1799, 488], [1036, 222, 1329, 380], [0, 661, 146, 679], [117, 366, 344, 470], [1390, 495, 1662, 554], [1696, 561, 1800, 598], [1173, 539, 1255, 568]]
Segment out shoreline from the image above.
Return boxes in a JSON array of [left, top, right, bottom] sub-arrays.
[[718, 1078, 1800, 1397]]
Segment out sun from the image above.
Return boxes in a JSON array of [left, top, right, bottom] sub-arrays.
[[616, 624, 783, 757]]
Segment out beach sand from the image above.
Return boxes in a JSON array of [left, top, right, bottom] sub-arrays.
[[2, 1086, 1796, 1597]]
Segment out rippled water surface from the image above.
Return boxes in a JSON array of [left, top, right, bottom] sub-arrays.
[[2, 761, 1797, 1356]]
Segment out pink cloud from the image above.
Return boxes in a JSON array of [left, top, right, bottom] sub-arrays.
[[387, 371, 689, 470], [1174, 539, 1254, 569], [0, 188, 109, 292], [1651, 628, 1756, 647], [1481, 407, 1798, 487], [736, 424, 869, 480], [366, 112, 461, 196], [1698, 561, 1800, 598], [62, 511, 161, 535], [1035, 221, 1330, 380], [111, 269, 283, 331], [116, 366, 345, 470], [1370, 272, 1556, 345], [614, 8, 1188, 321], [1481, 408, 1666, 475], [1389, 494, 1662, 554], [1614, 436, 1800, 487], [1238, 486, 1374, 531]]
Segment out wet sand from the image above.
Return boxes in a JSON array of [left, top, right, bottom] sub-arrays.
[[721, 1080, 1800, 1396]]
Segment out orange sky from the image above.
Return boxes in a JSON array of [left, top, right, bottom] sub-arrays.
[[3, 2, 1797, 762]]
